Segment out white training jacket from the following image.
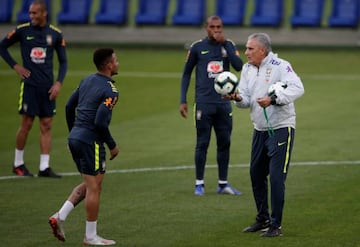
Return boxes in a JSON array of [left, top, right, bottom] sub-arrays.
[[235, 52, 304, 131]]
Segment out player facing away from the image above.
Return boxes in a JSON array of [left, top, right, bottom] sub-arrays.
[[0, 0, 67, 178], [179, 15, 243, 196], [48, 48, 119, 245]]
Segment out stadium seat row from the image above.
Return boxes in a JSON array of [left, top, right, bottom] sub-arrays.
[[0, 0, 359, 28]]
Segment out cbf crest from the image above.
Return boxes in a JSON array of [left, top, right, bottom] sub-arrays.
[[46, 35, 52, 45], [265, 68, 272, 83]]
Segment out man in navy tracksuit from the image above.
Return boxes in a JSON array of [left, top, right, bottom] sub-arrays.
[[179, 15, 243, 196]]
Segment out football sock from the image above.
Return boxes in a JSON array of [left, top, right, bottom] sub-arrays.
[[39, 154, 49, 171], [86, 221, 97, 239], [14, 149, 24, 167], [196, 180, 204, 186], [218, 180, 228, 189], [58, 200, 74, 221]]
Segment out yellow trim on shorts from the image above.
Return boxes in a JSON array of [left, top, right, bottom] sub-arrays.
[[193, 103, 196, 127], [283, 127, 291, 173], [95, 143, 100, 171], [18, 82, 24, 111]]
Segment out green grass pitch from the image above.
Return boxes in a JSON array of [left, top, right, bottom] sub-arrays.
[[0, 47, 359, 246]]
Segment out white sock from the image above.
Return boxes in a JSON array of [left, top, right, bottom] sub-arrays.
[[58, 201, 74, 221], [14, 149, 24, 167], [86, 221, 97, 239], [218, 180, 228, 185], [196, 180, 204, 185], [39, 154, 49, 171]]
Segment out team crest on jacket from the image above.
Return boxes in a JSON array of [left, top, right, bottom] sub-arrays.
[[221, 47, 228, 57], [265, 68, 272, 83], [46, 35, 52, 45]]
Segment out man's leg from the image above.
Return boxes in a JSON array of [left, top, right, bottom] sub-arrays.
[[49, 183, 87, 242], [194, 103, 212, 195], [213, 104, 240, 195], [38, 116, 61, 177], [13, 115, 34, 176]]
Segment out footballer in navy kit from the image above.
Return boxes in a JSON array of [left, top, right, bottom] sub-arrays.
[[179, 15, 243, 196], [0, 0, 67, 178], [49, 48, 119, 245]]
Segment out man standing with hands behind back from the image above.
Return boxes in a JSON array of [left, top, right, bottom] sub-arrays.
[[179, 15, 243, 196], [0, 0, 67, 178]]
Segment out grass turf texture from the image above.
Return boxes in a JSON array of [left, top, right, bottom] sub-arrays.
[[0, 47, 359, 246]]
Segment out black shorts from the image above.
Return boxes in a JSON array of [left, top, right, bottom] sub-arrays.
[[68, 139, 106, 176], [194, 102, 233, 131], [18, 82, 56, 117]]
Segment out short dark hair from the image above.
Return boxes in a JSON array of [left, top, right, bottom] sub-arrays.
[[205, 15, 222, 26], [93, 48, 114, 71], [31, 0, 47, 11]]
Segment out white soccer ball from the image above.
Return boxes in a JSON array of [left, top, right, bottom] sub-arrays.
[[214, 71, 239, 96], [268, 81, 287, 96]]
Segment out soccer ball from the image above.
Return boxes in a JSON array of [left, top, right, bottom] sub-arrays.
[[268, 81, 287, 96], [214, 71, 239, 96]]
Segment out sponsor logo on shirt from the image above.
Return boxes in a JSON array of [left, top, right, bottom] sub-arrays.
[[30, 47, 46, 64], [207, 61, 223, 78]]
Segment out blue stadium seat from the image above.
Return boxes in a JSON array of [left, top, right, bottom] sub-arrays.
[[57, 0, 92, 24], [135, 0, 169, 25], [172, 0, 206, 26], [0, 0, 13, 23], [328, 0, 359, 28], [95, 0, 128, 25], [250, 0, 284, 27], [290, 0, 325, 27], [17, 0, 51, 23], [216, 0, 247, 26]]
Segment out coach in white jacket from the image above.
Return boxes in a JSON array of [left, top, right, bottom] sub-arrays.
[[227, 33, 304, 237]]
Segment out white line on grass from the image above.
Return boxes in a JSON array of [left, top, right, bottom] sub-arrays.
[[0, 160, 359, 180], [1, 70, 360, 80]]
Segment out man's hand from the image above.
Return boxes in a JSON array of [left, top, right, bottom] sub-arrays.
[[109, 145, 119, 160], [13, 64, 31, 79], [179, 103, 188, 118], [223, 93, 242, 102], [213, 33, 226, 43], [256, 96, 272, 108], [49, 81, 62, 100]]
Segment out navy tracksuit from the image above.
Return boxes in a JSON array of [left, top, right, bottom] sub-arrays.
[[180, 37, 243, 182]]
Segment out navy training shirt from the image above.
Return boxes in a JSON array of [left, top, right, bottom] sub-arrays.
[[0, 22, 67, 87], [66, 73, 119, 150], [180, 37, 243, 104]]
